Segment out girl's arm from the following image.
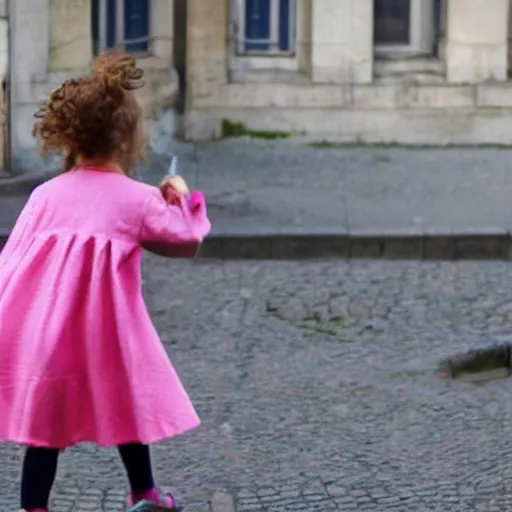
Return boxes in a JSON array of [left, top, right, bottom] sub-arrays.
[[139, 189, 211, 258]]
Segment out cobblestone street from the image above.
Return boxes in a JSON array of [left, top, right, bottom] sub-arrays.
[[3, 259, 512, 510]]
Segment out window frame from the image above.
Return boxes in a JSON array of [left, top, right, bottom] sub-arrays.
[[230, 0, 299, 73], [374, 0, 435, 58], [94, 0, 152, 56], [92, 0, 173, 64]]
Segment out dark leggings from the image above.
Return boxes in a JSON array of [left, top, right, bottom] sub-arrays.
[[21, 443, 155, 510]]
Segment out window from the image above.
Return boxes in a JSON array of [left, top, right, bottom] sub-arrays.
[[92, 0, 150, 55], [374, 0, 442, 57], [233, 0, 297, 56]]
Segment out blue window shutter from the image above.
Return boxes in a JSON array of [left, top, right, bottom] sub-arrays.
[[93, 0, 150, 54], [107, 0, 116, 47], [92, 0, 99, 53], [434, 0, 442, 31], [245, 0, 271, 52], [124, 0, 150, 52], [278, 0, 290, 52]]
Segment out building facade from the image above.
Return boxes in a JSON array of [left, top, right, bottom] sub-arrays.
[[5, 0, 512, 175], [7, 0, 177, 174], [185, 0, 512, 145]]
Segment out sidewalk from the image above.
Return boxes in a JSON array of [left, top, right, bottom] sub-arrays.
[[3, 140, 512, 259], [152, 140, 512, 260]]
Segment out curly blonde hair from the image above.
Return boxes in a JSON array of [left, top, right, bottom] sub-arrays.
[[32, 50, 147, 174]]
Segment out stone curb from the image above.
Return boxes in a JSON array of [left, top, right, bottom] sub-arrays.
[[0, 170, 57, 196], [1, 230, 512, 260], [196, 231, 512, 261]]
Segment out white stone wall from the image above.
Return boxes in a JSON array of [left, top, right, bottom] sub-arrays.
[[8, 0, 178, 173], [446, 0, 509, 83], [49, 0, 92, 72], [9, 0, 512, 150], [187, 81, 512, 145], [184, 0, 512, 144], [310, 0, 373, 84], [9, 0, 51, 169]]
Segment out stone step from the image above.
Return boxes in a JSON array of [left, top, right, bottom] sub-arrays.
[[1, 229, 511, 261]]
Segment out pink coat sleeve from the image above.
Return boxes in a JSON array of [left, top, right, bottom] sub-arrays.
[[139, 190, 211, 258]]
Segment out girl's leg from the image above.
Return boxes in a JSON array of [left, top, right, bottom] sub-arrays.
[[117, 443, 155, 494], [20, 447, 60, 511], [118, 443, 179, 510]]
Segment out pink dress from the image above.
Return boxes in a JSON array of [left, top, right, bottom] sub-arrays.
[[0, 168, 211, 448]]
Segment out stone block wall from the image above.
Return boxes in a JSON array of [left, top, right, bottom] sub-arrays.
[[8, 0, 178, 174], [184, 0, 512, 144]]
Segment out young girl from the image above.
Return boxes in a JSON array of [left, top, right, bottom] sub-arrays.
[[0, 50, 211, 512]]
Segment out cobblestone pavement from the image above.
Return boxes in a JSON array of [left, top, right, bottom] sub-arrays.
[[3, 260, 512, 510]]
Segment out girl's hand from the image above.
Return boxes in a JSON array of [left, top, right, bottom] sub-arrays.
[[160, 175, 190, 206]]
